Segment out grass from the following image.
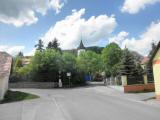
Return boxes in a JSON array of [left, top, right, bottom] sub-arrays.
[[0, 90, 39, 104]]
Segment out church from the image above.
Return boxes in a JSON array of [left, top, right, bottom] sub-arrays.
[[77, 40, 86, 56]]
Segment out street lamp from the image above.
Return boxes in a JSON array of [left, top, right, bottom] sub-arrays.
[[59, 71, 62, 88], [67, 72, 71, 88]]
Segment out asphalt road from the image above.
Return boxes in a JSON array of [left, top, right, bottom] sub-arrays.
[[0, 86, 160, 120]]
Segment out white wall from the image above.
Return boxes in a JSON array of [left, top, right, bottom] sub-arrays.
[[0, 75, 9, 100], [0, 53, 12, 100]]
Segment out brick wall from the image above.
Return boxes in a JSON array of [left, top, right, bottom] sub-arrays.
[[124, 83, 155, 93]]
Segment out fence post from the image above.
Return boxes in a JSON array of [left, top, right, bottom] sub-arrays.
[[143, 74, 148, 85], [121, 75, 127, 86]]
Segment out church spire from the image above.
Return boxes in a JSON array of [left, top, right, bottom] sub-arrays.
[[77, 39, 85, 49], [77, 37, 86, 56]]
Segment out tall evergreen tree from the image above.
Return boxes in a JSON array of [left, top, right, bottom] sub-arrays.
[[35, 39, 44, 52], [47, 38, 61, 52], [120, 49, 144, 84], [120, 49, 136, 76], [52, 38, 59, 49], [47, 42, 52, 49], [17, 51, 23, 57]]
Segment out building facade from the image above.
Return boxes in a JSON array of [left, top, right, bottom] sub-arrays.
[[149, 41, 160, 100]]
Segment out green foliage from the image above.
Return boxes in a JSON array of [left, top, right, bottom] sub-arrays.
[[86, 46, 104, 54], [14, 56, 23, 70], [10, 56, 23, 79], [11, 41, 145, 86], [28, 49, 62, 81], [77, 51, 103, 74], [120, 49, 144, 84], [120, 49, 144, 76], [62, 52, 76, 71], [26, 49, 86, 84], [101, 43, 122, 76], [120, 49, 136, 75], [17, 65, 32, 75]]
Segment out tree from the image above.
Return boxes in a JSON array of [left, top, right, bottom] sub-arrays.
[[120, 49, 136, 76], [47, 42, 52, 49], [47, 38, 61, 52], [101, 43, 122, 76], [77, 51, 103, 74], [17, 51, 23, 57], [29, 49, 63, 81], [62, 52, 76, 71], [35, 39, 44, 52], [11, 56, 23, 80], [120, 49, 144, 84], [86, 46, 104, 54]]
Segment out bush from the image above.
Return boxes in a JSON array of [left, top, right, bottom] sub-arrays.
[[10, 49, 87, 86]]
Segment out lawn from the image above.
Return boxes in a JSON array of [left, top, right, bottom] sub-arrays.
[[0, 90, 39, 104]]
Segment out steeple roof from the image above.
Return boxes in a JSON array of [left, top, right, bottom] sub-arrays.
[[148, 41, 160, 65], [77, 40, 85, 49]]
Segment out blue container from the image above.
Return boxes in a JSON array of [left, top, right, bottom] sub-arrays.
[[85, 75, 92, 81]]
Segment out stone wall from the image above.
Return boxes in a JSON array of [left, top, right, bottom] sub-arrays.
[[0, 52, 12, 100]]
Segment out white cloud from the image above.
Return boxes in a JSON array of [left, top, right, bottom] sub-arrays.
[[121, 0, 160, 14], [25, 49, 36, 56], [43, 8, 117, 49], [0, 45, 25, 56], [49, 0, 66, 14], [109, 31, 129, 47], [109, 21, 160, 56], [0, 0, 66, 27]]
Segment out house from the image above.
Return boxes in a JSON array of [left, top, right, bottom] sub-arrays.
[[0, 52, 12, 100], [22, 56, 32, 66], [141, 57, 149, 70], [149, 41, 160, 100]]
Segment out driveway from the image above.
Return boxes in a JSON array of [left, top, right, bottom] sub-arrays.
[[0, 86, 160, 120]]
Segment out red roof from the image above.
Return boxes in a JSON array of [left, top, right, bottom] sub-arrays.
[[141, 57, 149, 64]]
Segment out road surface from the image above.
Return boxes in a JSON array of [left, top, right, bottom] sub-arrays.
[[0, 86, 160, 120]]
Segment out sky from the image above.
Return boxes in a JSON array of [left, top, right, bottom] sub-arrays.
[[0, 0, 160, 56]]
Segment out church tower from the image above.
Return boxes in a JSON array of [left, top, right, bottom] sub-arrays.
[[77, 40, 85, 56]]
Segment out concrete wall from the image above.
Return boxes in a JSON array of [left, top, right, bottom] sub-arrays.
[[153, 49, 160, 100], [0, 52, 12, 100]]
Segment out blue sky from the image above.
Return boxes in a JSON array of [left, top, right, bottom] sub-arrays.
[[0, 0, 160, 56]]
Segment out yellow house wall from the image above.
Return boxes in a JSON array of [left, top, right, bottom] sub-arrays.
[[153, 49, 160, 96]]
